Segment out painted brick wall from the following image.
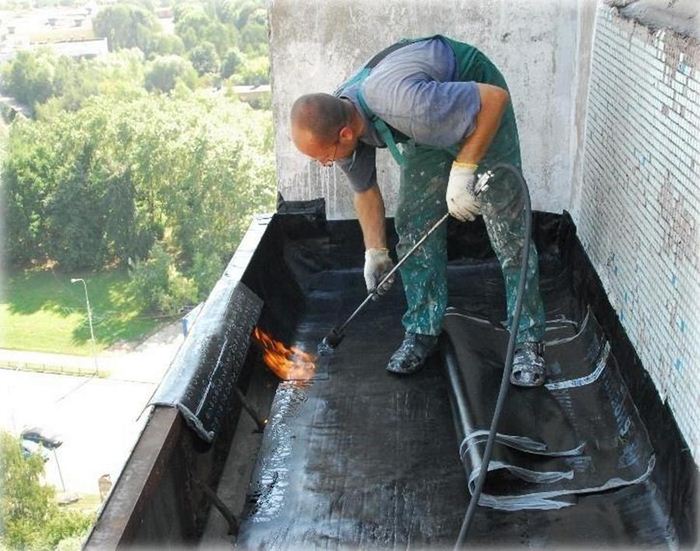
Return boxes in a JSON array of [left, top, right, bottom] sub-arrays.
[[575, 6, 700, 461]]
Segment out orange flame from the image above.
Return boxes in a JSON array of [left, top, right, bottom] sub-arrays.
[[252, 327, 316, 381]]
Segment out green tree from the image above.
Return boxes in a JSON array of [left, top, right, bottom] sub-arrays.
[[145, 55, 197, 93], [3, 100, 150, 269], [153, 33, 186, 56], [232, 0, 261, 30], [116, 91, 275, 300], [238, 6, 267, 54], [175, 3, 236, 56], [0, 49, 58, 111], [0, 431, 93, 550], [188, 41, 220, 75], [1, 48, 147, 117], [213, 0, 238, 24], [3, 88, 276, 302], [128, 241, 197, 314], [2, 118, 58, 265], [43, 143, 109, 271], [93, 4, 161, 55], [76, 48, 146, 102], [230, 54, 269, 85], [50, 55, 100, 112], [220, 48, 243, 79], [174, 4, 212, 49]]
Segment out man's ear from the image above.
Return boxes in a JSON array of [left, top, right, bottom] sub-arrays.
[[339, 125, 354, 142]]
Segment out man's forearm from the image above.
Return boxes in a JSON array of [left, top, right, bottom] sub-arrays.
[[353, 185, 387, 249], [455, 83, 510, 165]]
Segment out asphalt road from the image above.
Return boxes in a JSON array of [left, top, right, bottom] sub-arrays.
[[0, 320, 186, 500], [0, 369, 155, 495]]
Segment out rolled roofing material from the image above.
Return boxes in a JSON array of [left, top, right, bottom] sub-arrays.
[[150, 281, 263, 443], [443, 309, 655, 511]]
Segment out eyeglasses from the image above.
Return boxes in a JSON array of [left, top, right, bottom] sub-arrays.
[[319, 140, 339, 168]]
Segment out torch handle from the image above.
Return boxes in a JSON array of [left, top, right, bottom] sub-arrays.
[[335, 212, 451, 336], [330, 172, 493, 345]]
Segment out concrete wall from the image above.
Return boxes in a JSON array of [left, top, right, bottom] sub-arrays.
[[574, 5, 699, 461], [269, 0, 594, 219]]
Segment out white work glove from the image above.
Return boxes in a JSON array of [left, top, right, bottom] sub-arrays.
[[446, 162, 481, 222], [364, 248, 395, 296]]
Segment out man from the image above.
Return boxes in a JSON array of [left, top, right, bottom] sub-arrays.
[[291, 35, 546, 386]]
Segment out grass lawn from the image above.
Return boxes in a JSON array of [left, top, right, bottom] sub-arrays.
[[61, 493, 102, 516], [0, 268, 165, 355]]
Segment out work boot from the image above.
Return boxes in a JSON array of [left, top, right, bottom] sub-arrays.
[[386, 331, 439, 375], [510, 342, 546, 387]]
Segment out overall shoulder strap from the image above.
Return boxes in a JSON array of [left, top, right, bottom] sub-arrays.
[[333, 67, 370, 96], [356, 89, 407, 167]]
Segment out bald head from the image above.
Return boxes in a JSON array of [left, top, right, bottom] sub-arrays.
[[291, 93, 353, 144]]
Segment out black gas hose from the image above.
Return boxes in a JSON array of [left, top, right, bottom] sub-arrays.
[[454, 162, 533, 547]]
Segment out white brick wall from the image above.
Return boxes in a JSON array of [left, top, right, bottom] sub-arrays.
[[577, 6, 700, 461]]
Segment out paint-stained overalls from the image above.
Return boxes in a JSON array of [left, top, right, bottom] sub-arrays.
[[339, 36, 545, 345]]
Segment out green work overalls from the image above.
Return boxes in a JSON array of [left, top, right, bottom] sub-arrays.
[[340, 36, 545, 344]]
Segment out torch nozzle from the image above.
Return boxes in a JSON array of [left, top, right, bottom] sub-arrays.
[[318, 327, 344, 355]]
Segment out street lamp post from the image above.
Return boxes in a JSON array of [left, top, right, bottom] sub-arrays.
[[71, 278, 99, 376]]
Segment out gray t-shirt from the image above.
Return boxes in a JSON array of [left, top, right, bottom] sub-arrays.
[[335, 37, 481, 192]]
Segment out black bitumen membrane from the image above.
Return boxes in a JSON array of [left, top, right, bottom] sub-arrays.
[[234, 209, 693, 549]]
